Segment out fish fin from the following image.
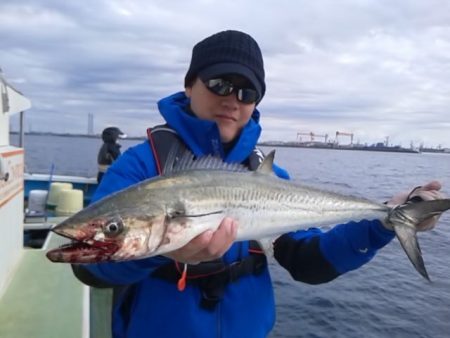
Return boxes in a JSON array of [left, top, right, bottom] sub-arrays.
[[257, 237, 276, 257], [256, 150, 276, 175], [389, 199, 450, 281], [393, 225, 429, 281], [165, 149, 248, 174], [162, 141, 185, 174]]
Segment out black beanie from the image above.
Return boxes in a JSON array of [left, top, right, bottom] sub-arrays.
[[184, 30, 266, 101]]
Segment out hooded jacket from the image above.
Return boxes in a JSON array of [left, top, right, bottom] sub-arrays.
[[79, 92, 395, 338], [97, 127, 124, 167]]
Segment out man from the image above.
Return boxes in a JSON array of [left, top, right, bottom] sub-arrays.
[[73, 30, 444, 338], [97, 126, 126, 183]]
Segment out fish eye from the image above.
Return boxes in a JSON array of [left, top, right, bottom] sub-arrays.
[[104, 218, 124, 237]]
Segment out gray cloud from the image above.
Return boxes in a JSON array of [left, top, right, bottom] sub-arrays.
[[2, 0, 450, 147]]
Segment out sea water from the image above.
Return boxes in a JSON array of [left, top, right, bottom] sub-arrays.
[[11, 134, 450, 338]]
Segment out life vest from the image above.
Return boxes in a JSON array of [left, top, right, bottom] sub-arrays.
[[147, 125, 268, 310], [72, 126, 269, 312]]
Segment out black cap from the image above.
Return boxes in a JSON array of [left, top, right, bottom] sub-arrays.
[[184, 30, 266, 101], [101, 127, 126, 143]]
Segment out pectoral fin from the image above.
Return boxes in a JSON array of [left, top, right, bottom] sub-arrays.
[[257, 237, 277, 257]]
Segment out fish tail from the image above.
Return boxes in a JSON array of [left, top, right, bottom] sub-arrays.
[[388, 199, 450, 281]]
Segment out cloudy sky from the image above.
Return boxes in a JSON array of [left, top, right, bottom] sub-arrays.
[[2, 0, 450, 148]]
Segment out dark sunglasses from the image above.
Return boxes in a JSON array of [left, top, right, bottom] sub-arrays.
[[202, 78, 260, 104]]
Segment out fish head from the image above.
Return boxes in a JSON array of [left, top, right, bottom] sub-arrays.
[[46, 200, 166, 263], [46, 215, 124, 263]]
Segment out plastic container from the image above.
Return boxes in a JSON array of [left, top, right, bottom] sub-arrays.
[[46, 182, 73, 209], [27, 190, 48, 213], [55, 189, 84, 216]]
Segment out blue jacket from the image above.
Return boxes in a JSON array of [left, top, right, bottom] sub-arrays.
[[83, 92, 395, 338]]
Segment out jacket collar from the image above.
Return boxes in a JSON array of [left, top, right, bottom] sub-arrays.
[[157, 92, 261, 163]]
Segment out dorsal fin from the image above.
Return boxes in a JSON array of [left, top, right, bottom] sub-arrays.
[[256, 150, 275, 175], [162, 141, 184, 174], [163, 149, 248, 175]]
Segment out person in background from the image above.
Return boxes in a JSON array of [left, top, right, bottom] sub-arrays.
[[97, 126, 126, 183], [73, 30, 445, 338]]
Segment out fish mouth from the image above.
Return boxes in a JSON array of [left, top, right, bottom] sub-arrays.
[[46, 224, 120, 263], [46, 239, 120, 263]]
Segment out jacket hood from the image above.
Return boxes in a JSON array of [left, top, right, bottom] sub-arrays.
[[157, 92, 261, 163]]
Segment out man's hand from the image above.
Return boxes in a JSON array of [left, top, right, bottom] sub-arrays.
[[384, 180, 446, 231], [164, 217, 238, 264]]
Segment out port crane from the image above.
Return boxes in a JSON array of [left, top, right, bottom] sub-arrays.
[[335, 131, 354, 145], [297, 132, 313, 142], [297, 132, 328, 143]]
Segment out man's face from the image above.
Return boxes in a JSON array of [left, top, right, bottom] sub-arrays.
[[185, 75, 257, 143]]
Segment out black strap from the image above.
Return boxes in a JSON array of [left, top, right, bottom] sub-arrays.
[[147, 125, 188, 175], [199, 252, 267, 310], [406, 185, 425, 204], [151, 241, 266, 310], [152, 241, 266, 281]]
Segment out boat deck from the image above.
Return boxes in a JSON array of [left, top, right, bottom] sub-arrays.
[[0, 228, 88, 338]]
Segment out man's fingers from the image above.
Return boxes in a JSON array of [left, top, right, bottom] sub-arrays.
[[420, 180, 442, 192], [207, 218, 237, 256], [166, 217, 238, 264], [192, 217, 237, 260], [410, 181, 445, 201], [165, 230, 213, 263], [421, 190, 444, 200], [182, 230, 214, 255], [410, 181, 446, 232]]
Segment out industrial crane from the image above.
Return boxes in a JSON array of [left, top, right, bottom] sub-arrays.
[[313, 133, 328, 143], [335, 131, 354, 145], [297, 132, 328, 143], [297, 132, 313, 142]]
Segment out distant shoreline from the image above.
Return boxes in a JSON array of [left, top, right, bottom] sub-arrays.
[[9, 131, 449, 154], [258, 142, 450, 154], [9, 131, 146, 141]]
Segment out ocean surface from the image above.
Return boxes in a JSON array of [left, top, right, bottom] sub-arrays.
[[11, 134, 450, 338]]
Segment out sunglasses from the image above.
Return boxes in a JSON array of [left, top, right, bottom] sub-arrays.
[[202, 78, 260, 104]]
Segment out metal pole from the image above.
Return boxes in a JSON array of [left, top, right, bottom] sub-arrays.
[[19, 110, 24, 148]]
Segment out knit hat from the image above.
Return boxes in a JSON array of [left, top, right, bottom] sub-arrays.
[[184, 30, 266, 101]]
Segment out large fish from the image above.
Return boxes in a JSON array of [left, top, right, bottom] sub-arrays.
[[46, 150, 450, 280]]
